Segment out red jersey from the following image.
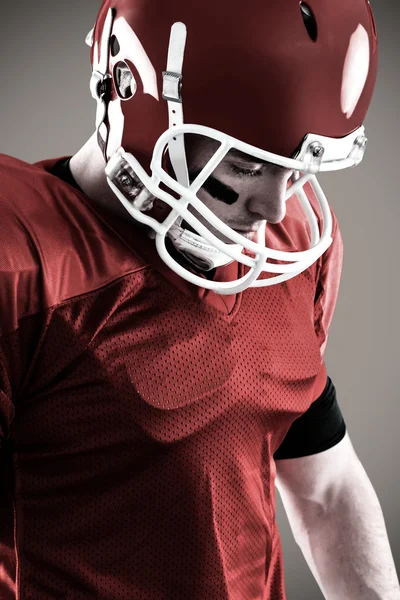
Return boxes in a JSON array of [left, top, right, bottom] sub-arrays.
[[0, 154, 343, 599]]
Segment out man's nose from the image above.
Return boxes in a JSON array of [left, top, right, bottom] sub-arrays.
[[245, 177, 288, 224]]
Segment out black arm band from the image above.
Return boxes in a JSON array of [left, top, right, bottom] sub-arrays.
[[273, 376, 346, 460]]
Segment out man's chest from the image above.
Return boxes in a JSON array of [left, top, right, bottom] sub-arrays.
[[14, 266, 321, 451]]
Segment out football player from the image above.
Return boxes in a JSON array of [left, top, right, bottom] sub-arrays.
[[0, 0, 398, 599]]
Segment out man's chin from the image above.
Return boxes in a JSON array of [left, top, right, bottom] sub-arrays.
[[235, 230, 255, 239]]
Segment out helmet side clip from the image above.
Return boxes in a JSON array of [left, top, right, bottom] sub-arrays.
[[162, 71, 183, 103]]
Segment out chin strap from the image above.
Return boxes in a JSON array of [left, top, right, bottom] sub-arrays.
[[167, 222, 243, 271], [162, 22, 241, 271], [162, 22, 189, 188]]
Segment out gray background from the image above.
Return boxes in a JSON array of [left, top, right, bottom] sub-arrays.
[[0, 1, 398, 598]]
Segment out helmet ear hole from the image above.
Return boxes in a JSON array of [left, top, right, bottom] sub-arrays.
[[299, 2, 318, 42], [114, 60, 137, 100]]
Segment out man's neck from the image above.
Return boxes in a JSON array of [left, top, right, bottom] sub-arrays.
[[69, 134, 216, 280], [70, 134, 110, 203], [69, 133, 141, 223]]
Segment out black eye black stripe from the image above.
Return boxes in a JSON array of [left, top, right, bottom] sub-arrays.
[[189, 171, 239, 206]]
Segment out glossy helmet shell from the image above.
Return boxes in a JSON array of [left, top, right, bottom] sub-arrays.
[[90, 0, 378, 167]]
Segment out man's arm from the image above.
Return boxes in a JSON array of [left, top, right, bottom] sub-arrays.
[[275, 432, 400, 599]]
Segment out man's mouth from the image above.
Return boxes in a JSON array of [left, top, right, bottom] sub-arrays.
[[234, 228, 258, 234]]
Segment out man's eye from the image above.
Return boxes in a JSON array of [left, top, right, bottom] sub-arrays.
[[230, 164, 262, 178]]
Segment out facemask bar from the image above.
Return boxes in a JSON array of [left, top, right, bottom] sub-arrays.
[[105, 136, 333, 294], [107, 143, 331, 264], [105, 122, 366, 295]]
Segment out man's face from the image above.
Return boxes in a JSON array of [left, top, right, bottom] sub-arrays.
[[183, 135, 294, 244]]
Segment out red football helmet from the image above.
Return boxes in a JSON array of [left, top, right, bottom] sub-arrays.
[[86, 0, 378, 294]]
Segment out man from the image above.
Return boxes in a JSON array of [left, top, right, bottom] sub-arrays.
[[0, 0, 398, 599]]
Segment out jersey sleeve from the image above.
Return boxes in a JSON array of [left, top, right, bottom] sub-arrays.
[[310, 205, 344, 400], [274, 206, 346, 460], [314, 206, 344, 360], [0, 355, 15, 449], [0, 171, 39, 448]]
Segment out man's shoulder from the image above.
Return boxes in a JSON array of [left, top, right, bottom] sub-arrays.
[[0, 154, 149, 337], [0, 154, 70, 218], [0, 155, 52, 336], [0, 153, 35, 176], [0, 152, 53, 188], [0, 154, 48, 260], [0, 154, 82, 271]]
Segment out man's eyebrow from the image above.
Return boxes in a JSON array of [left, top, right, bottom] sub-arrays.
[[226, 148, 267, 165], [227, 149, 289, 172]]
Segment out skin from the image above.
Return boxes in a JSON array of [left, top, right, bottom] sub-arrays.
[[69, 133, 293, 244], [182, 135, 293, 243]]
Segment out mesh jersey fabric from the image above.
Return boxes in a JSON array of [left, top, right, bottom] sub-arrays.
[[0, 153, 344, 600], [52, 157, 347, 462]]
